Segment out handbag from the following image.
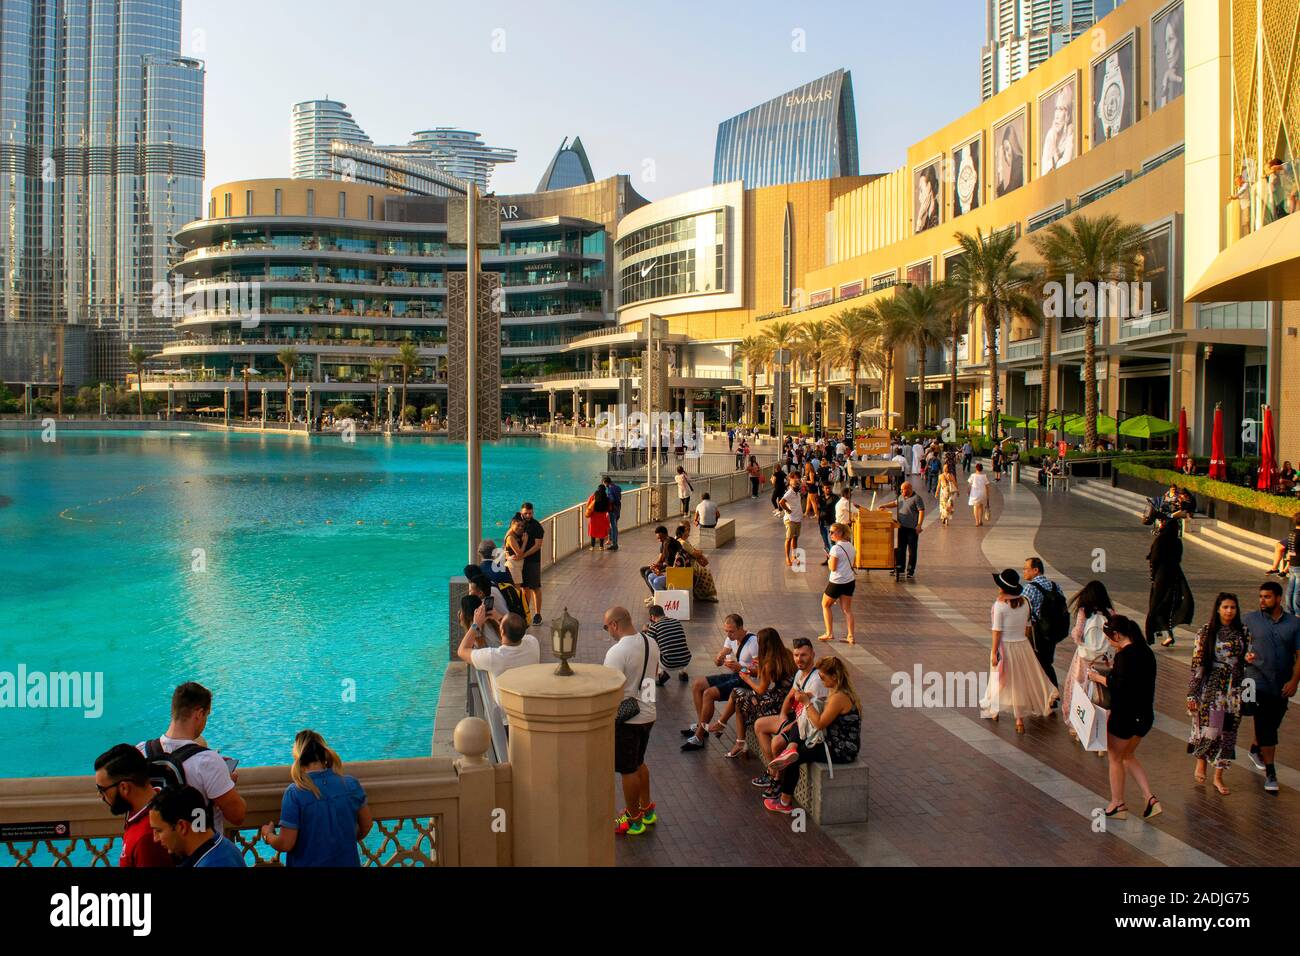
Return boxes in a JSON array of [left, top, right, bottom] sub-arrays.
[[797, 696, 827, 746], [615, 636, 650, 724], [1086, 664, 1112, 709]]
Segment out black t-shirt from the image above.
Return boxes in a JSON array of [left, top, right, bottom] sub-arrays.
[[773, 471, 788, 493], [817, 491, 838, 523], [517, 516, 544, 565]]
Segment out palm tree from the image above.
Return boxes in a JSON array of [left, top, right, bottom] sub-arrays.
[[947, 229, 1041, 443], [827, 308, 874, 428], [887, 285, 949, 429], [127, 346, 148, 417], [395, 342, 421, 426], [1030, 213, 1145, 451], [932, 279, 971, 428], [277, 347, 297, 424], [759, 320, 800, 433], [860, 300, 911, 426], [734, 336, 770, 429], [793, 321, 836, 435], [368, 357, 387, 424]]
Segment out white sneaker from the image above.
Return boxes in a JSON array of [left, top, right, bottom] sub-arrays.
[[1247, 747, 1267, 771], [1265, 775, 1280, 793]]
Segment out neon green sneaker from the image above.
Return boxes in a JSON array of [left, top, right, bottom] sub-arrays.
[[641, 802, 657, 826], [625, 815, 647, 836]]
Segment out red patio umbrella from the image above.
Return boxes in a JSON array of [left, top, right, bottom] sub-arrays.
[[1209, 404, 1227, 480], [1174, 407, 1189, 470], [1257, 404, 1277, 491]]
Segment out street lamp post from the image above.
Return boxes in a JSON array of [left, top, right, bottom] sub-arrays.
[[466, 182, 480, 568]]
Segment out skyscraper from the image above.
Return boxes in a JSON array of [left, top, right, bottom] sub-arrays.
[[290, 99, 517, 192], [981, 0, 1123, 99], [0, 0, 205, 378], [536, 136, 595, 191], [713, 69, 859, 190]]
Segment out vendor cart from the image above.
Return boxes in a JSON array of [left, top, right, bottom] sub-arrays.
[[848, 459, 904, 494], [853, 509, 900, 577]]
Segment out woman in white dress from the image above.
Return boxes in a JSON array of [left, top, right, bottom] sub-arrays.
[[980, 569, 1059, 733], [968, 462, 991, 526], [1062, 580, 1115, 752]]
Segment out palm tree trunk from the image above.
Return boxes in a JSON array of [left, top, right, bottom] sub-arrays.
[[986, 305, 1000, 443], [1083, 318, 1098, 451], [950, 322, 960, 427], [401, 370, 409, 427], [1038, 321, 1052, 448], [918, 346, 927, 430], [849, 358, 860, 431], [136, 372, 144, 417], [749, 373, 757, 430]]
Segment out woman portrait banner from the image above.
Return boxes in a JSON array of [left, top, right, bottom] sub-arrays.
[[1152, 2, 1184, 111], [913, 158, 942, 234], [992, 110, 1025, 199], [1038, 75, 1078, 175]]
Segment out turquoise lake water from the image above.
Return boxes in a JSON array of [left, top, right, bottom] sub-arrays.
[[0, 431, 609, 779]]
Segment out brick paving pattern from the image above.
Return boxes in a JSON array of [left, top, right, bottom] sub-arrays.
[[532, 468, 1300, 866]]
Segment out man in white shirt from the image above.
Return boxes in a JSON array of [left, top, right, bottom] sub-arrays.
[[137, 682, 246, 837], [818, 523, 858, 644], [683, 614, 757, 751], [750, 637, 828, 794], [891, 451, 909, 494], [457, 609, 541, 716], [911, 440, 924, 476], [604, 606, 659, 837], [779, 478, 803, 568], [693, 493, 720, 528], [835, 489, 858, 526]]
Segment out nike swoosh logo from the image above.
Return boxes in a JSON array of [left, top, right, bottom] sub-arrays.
[[640, 261, 656, 278]]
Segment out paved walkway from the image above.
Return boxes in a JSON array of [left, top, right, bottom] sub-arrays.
[[539, 470, 1300, 867]]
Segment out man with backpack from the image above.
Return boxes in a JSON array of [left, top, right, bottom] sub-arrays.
[[136, 682, 246, 836], [464, 564, 527, 620], [1023, 557, 1070, 699]]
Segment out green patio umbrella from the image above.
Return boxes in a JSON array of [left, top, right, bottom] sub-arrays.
[[1118, 414, 1178, 439], [972, 413, 1025, 430], [1065, 414, 1118, 435]]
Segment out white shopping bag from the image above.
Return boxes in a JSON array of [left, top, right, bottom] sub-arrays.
[[1067, 681, 1109, 752]]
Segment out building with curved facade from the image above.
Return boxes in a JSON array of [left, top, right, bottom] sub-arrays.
[[713, 69, 859, 189], [537, 137, 595, 191], [149, 175, 647, 419], [291, 99, 371, 179]]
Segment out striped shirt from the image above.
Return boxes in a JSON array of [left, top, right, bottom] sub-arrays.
[[647, 617, 691, 670]]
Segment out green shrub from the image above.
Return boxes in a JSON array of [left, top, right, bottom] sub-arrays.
[[1115, 462, 1299, 518], [332, 402, 358, 419], [400, 404, 418, 423]]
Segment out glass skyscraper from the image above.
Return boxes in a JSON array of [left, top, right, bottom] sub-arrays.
[[536, 136, 595, 191], [713, 69, 859, 190], [0, 0, 205, 376], [981, 0, 1123, 99]]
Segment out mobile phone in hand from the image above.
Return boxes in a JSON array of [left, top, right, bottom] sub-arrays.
[[484, 594, 495, 613]]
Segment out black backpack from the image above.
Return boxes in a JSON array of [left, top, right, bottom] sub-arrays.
[[1030, 580, 1071, 648], [143, 738, 218, 831], [496, 582, 527, 618]]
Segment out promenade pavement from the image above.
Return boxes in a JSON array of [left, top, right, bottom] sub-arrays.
[[538, 467, 1300, 867]]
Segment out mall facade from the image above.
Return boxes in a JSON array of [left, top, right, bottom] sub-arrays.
[[562, 0, 1296, 461]]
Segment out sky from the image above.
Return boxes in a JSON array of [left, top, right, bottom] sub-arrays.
[[186, 0, 986, 201]]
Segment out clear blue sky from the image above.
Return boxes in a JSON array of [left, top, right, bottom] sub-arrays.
[[186, 0, 985, 200]]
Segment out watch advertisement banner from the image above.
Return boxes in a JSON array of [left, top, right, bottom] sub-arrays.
[[951, 134, 982, 218], [1092, 36, 1136, 147]]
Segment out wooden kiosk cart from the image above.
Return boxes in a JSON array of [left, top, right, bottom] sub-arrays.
[[846, 459, 904, 576]]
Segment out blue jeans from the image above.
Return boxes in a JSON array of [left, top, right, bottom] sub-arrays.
[[818, 520, 832, 554], [1286, 570, 1300, 615], [643, 569, 666, 593], [608, 514, 620, 548]]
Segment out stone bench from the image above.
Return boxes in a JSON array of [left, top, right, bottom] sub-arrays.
[[745, 727, 869, 825], [696, 518, 735, 549]]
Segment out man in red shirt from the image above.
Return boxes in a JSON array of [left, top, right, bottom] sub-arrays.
[[93, 744, 173, 867]]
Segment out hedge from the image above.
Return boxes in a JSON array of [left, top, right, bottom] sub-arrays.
[[1114, 462, 1300, 518]]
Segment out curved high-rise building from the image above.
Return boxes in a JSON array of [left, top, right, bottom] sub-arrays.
[[537, 137, 595, 191], [291, 99, 372, 179], [712, 69, 859, 190]]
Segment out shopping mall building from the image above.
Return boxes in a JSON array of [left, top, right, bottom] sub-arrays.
[[553, 0, 1295, 460]]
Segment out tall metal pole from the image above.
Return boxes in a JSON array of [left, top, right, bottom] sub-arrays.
[[466, 183, 481, 566]]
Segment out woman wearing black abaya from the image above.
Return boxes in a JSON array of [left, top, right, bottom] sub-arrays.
[[1146, 518, 1195, 647]]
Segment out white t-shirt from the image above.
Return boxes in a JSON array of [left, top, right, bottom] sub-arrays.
[[992, 599, 1031, 643], [695, 499, 719, 526], [675, 472, 693, 497], [470, 634, 541, 709], [835, 442, 847, 458], [780, 488, 802, 522], [891, 454, 908, 472], [828, 540, 856, 583], [968, 472, 989, 502], [793, 666, 828, 703], [604, 632, 659, 724], [723, 632, 760, 670], [835, 497, 856, 525], [136, 735, 235, 835]]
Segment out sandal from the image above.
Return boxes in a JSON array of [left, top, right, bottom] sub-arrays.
[[1104, 803, 1128, 820], [1194, 767, 1207, 784], [1161, 635, 1176, 647], [725, 740, 747, 759], [816, 634, 833, 643], [1143, 795, 1163, 819], [706, 720, 726, 737], [1214, 776, 1230, 796], [1015, 720, 1026, 734], [844, 636, 857, 645]]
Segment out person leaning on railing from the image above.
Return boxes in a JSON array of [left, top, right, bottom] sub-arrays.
[[260, 731, 373, 867]]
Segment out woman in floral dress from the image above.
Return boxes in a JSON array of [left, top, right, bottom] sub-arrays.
[[728, 628, 796, 758], [937, 462, 958, 526], [673, 524, 719, 603], [1187, 592, 1250, 795]]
